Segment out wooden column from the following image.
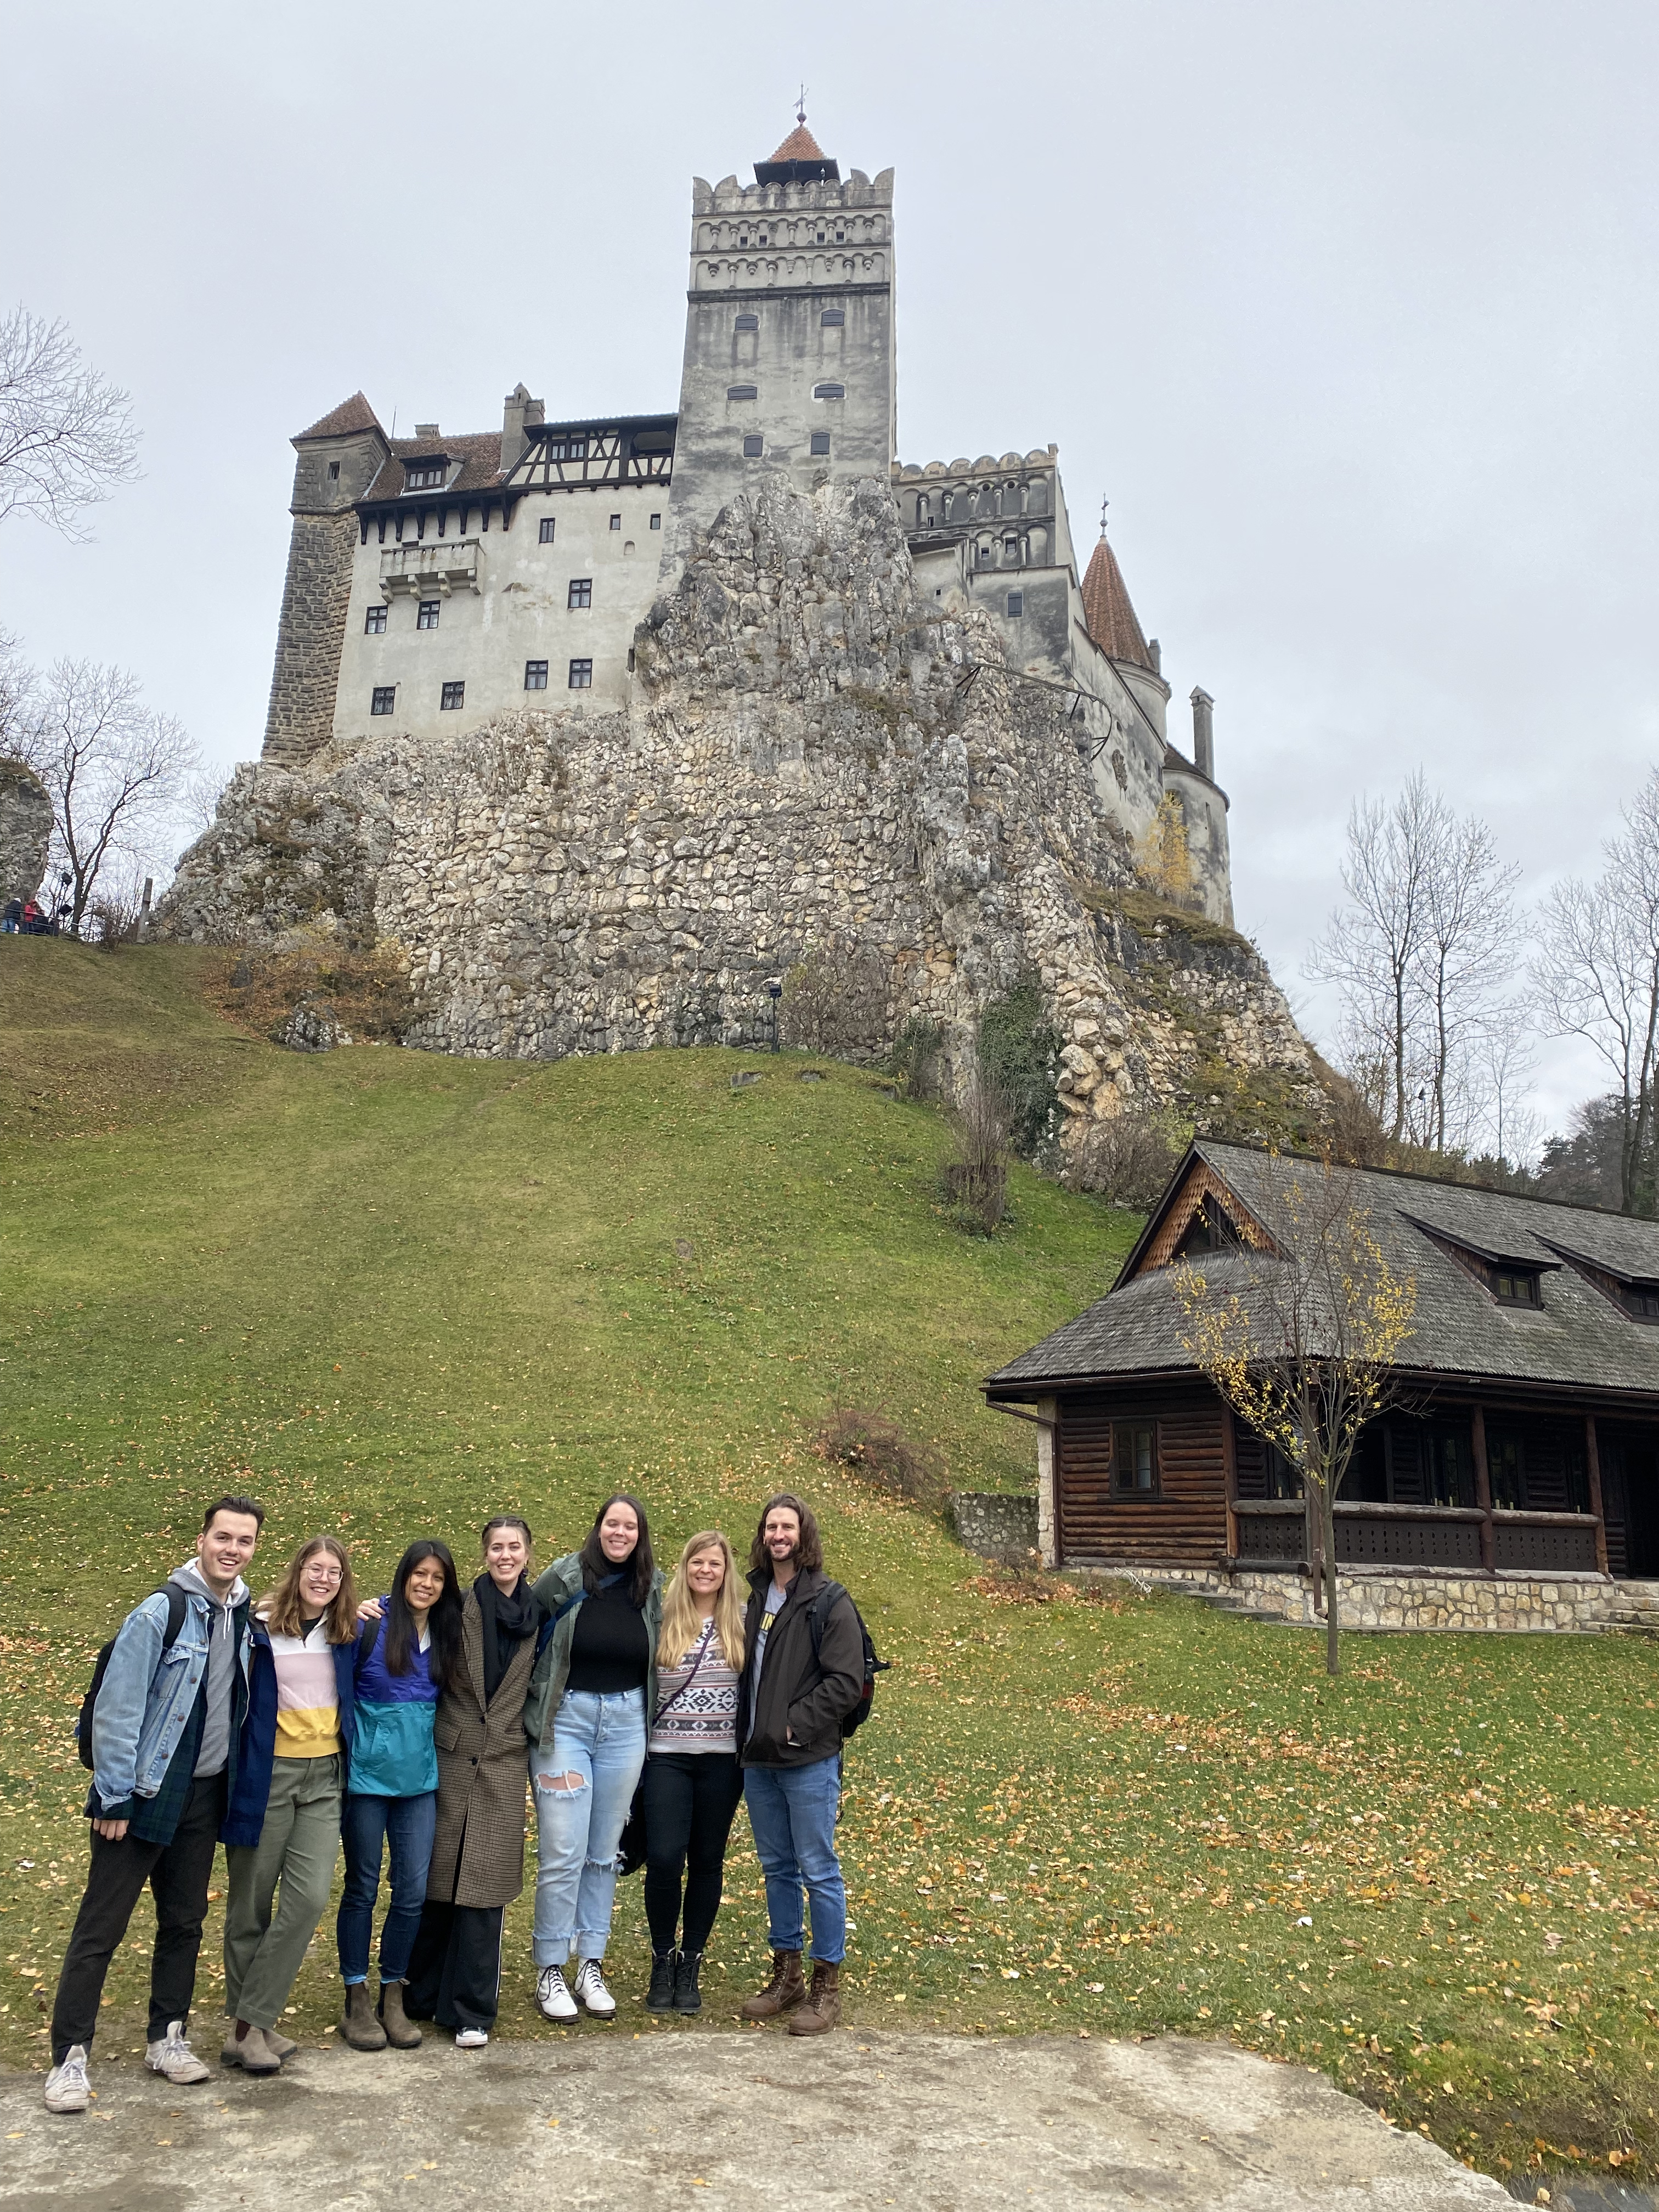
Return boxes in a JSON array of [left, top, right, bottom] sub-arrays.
[[1470, 1402, 1496, 1573], [1585, 1412, 1611, 1576], [1221, 1402, 1240, 1565]]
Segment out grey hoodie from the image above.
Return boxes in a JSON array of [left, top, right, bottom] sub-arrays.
[[169, 1558, 247, 1780]]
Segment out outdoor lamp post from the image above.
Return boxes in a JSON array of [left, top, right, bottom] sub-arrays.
[[768, 979, 782, 1053]]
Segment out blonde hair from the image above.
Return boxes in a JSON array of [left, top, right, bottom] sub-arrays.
[[258, 1535, 359, 1644], [657, 1530, 746, 1672]]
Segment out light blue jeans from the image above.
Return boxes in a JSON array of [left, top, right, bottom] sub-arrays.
[[743, 1755, 847, 1964], [531, 1687, 647, 1967]]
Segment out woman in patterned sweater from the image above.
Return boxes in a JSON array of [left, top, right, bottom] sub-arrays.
[[644, 1530, 747, 2016]]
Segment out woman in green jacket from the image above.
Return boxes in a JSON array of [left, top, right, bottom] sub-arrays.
[[524, 1494, 662, 2023]]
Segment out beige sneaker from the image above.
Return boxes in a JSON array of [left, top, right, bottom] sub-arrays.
[[145, 2021, 210, 2084], [43, 2046, 90, 2113]]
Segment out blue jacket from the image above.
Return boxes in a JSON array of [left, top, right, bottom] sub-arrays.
[[223, 1618, 359, 1849], [89, 1571, 252, 1825], [348, 1608, 442, 1798]]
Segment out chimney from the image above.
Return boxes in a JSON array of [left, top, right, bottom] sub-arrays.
[[1147, 637, 1161, 675], [1190, 687, 1215, 780], [414, 422, 440, 442], [500, 383, 544, 473]]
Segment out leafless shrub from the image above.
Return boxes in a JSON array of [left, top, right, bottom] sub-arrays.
[[816, 1406, 944, 1506], [0, 305, 140, 539], [941, 1059, 1012, 1234], [889, 1014, 943, 1100], [777, 940, 889, 1058], [88, 881, 145, 950], [1063, 1110, 1181, 1210], [207, 926, 413, 1043]]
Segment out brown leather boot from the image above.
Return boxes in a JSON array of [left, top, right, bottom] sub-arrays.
[[788, 1960, 842, 2035], [378, 1980, 422, 2050], [339, 1981, 387, 2051], [740, 1949, 805, 2021]]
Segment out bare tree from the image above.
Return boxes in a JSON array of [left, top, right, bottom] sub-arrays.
[[1416, 811, 1521, 1151], [16, 660, 197, 936], [179, 764, 232, 840], [0, 307, 139, 538], [0, 628, 37, 758], [1176, 1157, 1417, 1675], [1533, 770, 1659, 1215]]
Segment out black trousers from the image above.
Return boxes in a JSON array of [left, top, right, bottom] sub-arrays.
[[50, 1771, 225, 2062], [642, 1751, 744, 1957], [404, 1900, 505, 2033]]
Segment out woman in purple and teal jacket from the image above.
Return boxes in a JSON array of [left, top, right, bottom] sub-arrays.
[[335, 1542, 463, 2053]]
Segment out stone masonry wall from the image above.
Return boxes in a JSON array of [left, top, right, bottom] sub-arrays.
[[165, 475, 1323, 1145], [1069, 1561, 1634, 1634], [262, 511, 359, 771], [0, 758, 53, 907], [949, 1492, 1040, 1562]]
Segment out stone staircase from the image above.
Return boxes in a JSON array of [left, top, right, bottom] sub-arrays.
[[1606, 1579, 1659, 1638]]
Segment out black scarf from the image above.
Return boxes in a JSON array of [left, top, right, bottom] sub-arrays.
[[475, 1573, 543, 1705]]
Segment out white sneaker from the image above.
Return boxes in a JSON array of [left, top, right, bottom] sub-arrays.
[[43, 2046, 90, 2113], [454, 2027, 489, 2049], [535, 1964, 578, 2023], [145, 2021, 210, 2085], [573, 1959, 616, 2018]]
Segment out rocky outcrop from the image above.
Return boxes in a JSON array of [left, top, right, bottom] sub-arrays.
[[161, 475, 1324, 1147], [0, 758, 52, 909]]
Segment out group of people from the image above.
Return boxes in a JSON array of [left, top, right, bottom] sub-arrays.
[[2, 895, 55, 933], [42, 1485, 867, 2113]]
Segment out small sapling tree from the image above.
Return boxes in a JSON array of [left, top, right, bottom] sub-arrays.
[[1175, 1156, 1417, 1675]]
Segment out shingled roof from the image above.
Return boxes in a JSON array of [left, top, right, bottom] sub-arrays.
[[766, 120, 828, 167], [360, 432, 507, 504], [986, 1139, 1659, 1403], [295, 392, 383, 443], [755, 115, 840, 185], [1081, 531, 1154, 670]]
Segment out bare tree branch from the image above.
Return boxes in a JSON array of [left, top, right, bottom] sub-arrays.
[[0, 305, 140, 539]]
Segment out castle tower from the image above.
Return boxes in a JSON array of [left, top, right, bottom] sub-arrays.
[[263, 393, 389, 769], [662, 114, 896, 575], [1080, 518, 1168, 742]]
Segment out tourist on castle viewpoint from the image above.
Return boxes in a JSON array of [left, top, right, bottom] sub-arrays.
[[221, 1535, 360, 2074], [738, 1493, 864, 2035], [44, 1496, 263, 2115], [643, 1531, 748, 2015], [404, 1516, 546, 2047], [334, 1541, 463, 2053], [524, 1494, 662, 2024]]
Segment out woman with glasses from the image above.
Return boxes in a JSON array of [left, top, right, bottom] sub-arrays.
[[221, 1535, 360, 2073]]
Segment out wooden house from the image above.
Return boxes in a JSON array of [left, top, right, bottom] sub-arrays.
[[983, 1142, 1659, 1610]]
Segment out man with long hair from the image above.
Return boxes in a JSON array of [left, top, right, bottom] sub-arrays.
[[737, 1491, 864, 2035]]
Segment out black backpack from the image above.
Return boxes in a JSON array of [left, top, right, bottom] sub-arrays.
[[77, 1585, 188, 1770], [806, 1580, 890, 1740]]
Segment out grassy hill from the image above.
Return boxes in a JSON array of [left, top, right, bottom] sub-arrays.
[[2, 938, 1656, 2192]]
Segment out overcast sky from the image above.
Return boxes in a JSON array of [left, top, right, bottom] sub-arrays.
[[5, 0, 1655, 1135]]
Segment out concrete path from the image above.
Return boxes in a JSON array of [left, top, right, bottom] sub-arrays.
[[0, 2030, 1510, 2211]]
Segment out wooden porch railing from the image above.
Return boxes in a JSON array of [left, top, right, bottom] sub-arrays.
[[1233, 1498, 1603, 1575]]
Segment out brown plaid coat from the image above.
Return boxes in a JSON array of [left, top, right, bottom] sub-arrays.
[[425, 1589, 538, 1909]]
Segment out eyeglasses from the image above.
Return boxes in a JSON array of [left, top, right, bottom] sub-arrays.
[[306, 1561, 344, 1584]]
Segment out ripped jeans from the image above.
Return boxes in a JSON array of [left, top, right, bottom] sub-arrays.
[[531, 1687, 647, 1967]]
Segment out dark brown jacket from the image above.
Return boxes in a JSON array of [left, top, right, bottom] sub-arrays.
[[425, 1590, 538, 1909], [738, 1565, 864, 1769]]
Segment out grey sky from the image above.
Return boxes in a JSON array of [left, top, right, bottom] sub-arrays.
[[5, 0, 1655, 1131]]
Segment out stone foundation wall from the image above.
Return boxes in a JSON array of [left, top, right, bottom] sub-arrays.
[[1064, 1561, 1629, 1634], [949, 1491, 1040, 1561]]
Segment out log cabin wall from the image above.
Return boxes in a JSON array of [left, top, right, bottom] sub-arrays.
[[1055, 1381, 1231, 1566]]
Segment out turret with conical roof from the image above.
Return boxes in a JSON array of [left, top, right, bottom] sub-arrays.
[[1080, 510, 1169, 742]]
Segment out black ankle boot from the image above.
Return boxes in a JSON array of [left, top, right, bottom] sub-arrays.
[[674, 1950, 703, 2015], [647, 1950, 679, 2012]]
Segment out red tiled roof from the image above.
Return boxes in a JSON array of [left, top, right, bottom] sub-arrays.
[[1081, 532, 1153, 669], [361, 432, 506, 503], [295, 392, 382, 442], [766, 120, 828, 166]]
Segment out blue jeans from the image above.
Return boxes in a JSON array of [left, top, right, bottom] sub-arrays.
[[531, 1688, 647, 1967], [337, 1790, 438, 1986], [743, 1756, 847, 1964]]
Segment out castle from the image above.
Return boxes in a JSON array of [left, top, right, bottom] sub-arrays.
[[259, 116, 1234, 928]]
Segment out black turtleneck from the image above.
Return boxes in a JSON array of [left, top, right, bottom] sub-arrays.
[[566, 1576, 648, 1694]]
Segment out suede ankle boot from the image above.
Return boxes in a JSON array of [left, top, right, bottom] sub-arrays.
[[340, 1981, 387, 2051], [674, 1950, 703, 2015], [647, 1950, 679, 2013], [740, 1949, 805, 2021], [788, 1960, 842, 2036], [378, 1980, 422, 2049]]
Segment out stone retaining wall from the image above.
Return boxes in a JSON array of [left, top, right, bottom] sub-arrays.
[[949, 1491, 1039, 1561], [1060, 1561, 1630, 1633]]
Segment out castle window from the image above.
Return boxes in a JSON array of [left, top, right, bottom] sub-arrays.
[[813, 382, 845, 400], [810, 431, 831, 457], [545, 437, 588, 461], [1113, 1423, 1159, 1496], [610, 514, 622, 531], [727, 385, 758, 401], [568, 578, 592, 608], [1006, 591, 1024, 617], [328, 460, 340, 481], [524, 660, 548, 691], [735, 313, 758, 331], [816, 229, 826, 243], [820, 308, 844, 326], [364, 605, 387, 635], [1004, 535, 1020, 561], [416, 600, 440, 630], [440, 681, 464, 711], [405, 462, 447, 490], [568, 659, 593, 690], [371, 686, 396, 716], [539, 516, 556, 544], [743, 435, 763, 457], [650, 513, 661, 529]]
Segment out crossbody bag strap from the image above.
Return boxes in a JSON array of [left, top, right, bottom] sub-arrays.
[[653, 1618, 717, 1723]]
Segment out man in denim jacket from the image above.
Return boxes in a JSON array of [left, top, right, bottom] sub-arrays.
[[43, 1496, 263, 2114]]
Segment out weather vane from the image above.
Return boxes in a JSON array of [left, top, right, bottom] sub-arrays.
[[1099, 494, 1110, 535], [796, 83, 808, 125]]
